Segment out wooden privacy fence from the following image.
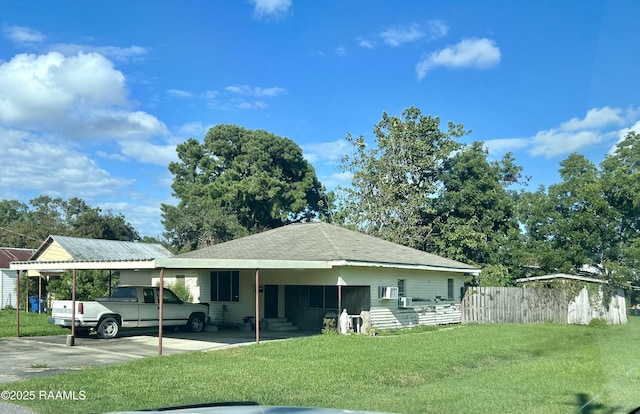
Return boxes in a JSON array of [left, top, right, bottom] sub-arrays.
[[461, 286, 570, 324]]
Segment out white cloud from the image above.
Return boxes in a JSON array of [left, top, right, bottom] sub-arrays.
[[425, 20, 449, 40], [335, 46, 347, 57], [483, 138, 530, 155], [250, 0, 292, 20], [609, 120, 640, 154], [3, 25, 46, 44], [102, 200, 166, 238], [416, 38, 501, 80], [0, 51, 166, 140], [0, 128, 132, 199], [529, 129, 603, 158], [378, 20, 448, 47], [560, 106, 625, 131], [118, 140, 178, 166], [176, 122, 209, 138], [237, 101, 268, 109], [484, 107, 640, 159], [225, 84, 286, 97], [357, 38, 375, 49], [320, 172, 353, 190], [47, 43, 149, 64], [167, 89, 193, 98], [302, 140, 352, 164], [380, 23, 426, 47]]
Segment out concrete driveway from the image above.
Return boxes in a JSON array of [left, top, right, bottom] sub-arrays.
[[0, 328, 315, 384]]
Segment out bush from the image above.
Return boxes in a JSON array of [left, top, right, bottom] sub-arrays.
[[167, 281, 193, 303], [321, 317, 337, 335]]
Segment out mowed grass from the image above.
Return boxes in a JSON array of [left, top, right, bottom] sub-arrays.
[[0, 310, 67, 338], [5, 318, 640, 414]]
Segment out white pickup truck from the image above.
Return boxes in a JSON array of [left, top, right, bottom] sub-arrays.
[[49, 285, 210, 339]]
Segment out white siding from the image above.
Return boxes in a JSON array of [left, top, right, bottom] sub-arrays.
[[120, 270, 154, 286], [166, 265, 466, 329], [339, 266, 465, 330], [1, 269, 17, 309]]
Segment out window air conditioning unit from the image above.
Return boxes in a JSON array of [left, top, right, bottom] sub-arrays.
[[379, 286, 399, 300], [399, 297, 413, 308]]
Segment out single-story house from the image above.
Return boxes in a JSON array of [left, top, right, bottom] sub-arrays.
[[10, 223, 479, 333], [1, 247, 35, 309], [122, 222, 480, 332], [516, 273, 628, 325]]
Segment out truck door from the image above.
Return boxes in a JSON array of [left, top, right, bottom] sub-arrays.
[[138, 288, 159, 327], [161, 289, 189, 326]]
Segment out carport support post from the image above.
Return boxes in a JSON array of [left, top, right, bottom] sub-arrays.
[[255, 268, 259, 344], [66, 269, 76, 346], [38, 276, 42, 314], [158, 268, 164, 356], [16, 270, 20, 337]]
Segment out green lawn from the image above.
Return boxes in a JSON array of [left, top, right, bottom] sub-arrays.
[[4, 318, 640, 414], [0, 309, 68, 338]]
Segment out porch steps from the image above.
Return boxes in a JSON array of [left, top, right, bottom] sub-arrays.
[[262, 317, 299, 332]]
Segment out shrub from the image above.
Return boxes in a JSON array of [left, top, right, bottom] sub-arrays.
[[321, 317, 337, 335]]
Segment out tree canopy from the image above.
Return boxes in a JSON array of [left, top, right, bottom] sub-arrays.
[[0, 196, 139, 248], [519, 132, 640, 284], [334, 107, 640, 287], [335, 107, 467, 250], [162, 124, 328, 252]]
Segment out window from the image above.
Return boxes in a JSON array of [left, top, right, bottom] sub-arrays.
[[447, 279, 454, 300], [398, 279, 406, 297], [143, 288, 155, 304], [112, 287, 136, 298], [210, 271, 240, 302], [163, 288, 182, 304], [308, 285, 338, 309]]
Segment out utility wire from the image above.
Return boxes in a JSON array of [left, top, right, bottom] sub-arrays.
[[0, 226, 40, 242]]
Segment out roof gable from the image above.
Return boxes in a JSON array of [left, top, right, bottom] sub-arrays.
[[31, 235, 174, 262], [178, 222, 477, 271]]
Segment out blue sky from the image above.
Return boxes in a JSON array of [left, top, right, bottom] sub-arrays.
[[1, 0, 639, 238]]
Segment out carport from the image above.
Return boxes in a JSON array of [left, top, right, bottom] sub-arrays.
[[9, 257, 331, 355]]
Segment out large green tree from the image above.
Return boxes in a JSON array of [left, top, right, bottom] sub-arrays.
[[430, 142, 526, 283], [521, 154, 619, 273], [162, 124, 328, 252], [335, 107, 466, 250], [519, 148, 637, 283]]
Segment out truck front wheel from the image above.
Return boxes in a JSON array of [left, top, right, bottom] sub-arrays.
[[187, 314, 205, 333], [97, 317, 120, 339]]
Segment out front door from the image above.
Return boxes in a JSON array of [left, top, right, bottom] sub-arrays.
[[264, 285, 278, 318]]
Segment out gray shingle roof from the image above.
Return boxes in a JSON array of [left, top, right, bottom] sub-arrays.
[[32, 235, 173, 262], [178, 222, 477, 271]]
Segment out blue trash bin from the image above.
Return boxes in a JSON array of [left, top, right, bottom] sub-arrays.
[[29, 297, 45, 312], [29, 296, 38, 312]]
